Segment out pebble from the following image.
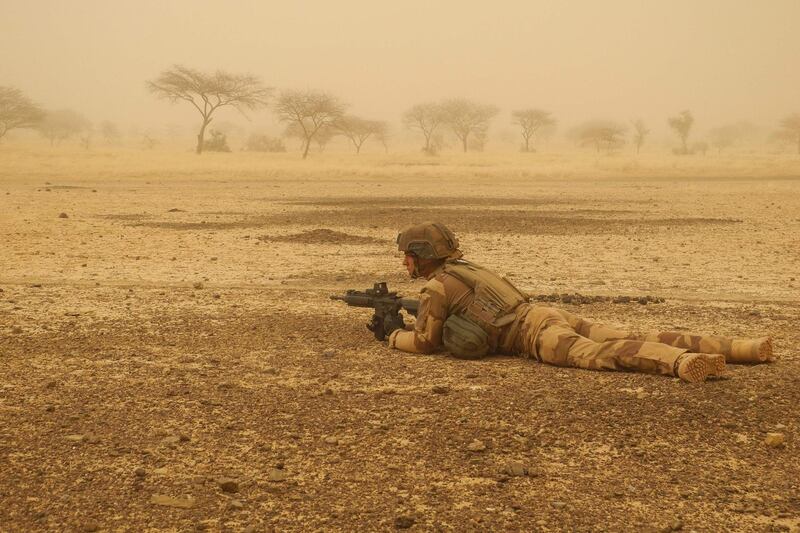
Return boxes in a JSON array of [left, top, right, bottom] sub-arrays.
[[324, 436, 339, 445], [765, 433, 785, 447], [82, 521, 99, 532], [65, 434, 85, 442], [322, 348, 336, 358], [193, 281, 204, 289], [134, 467, 147, 478], [431, 385, 450, 394], [550, 501, 567, 509], [150, 494, 195, 508], [229, 499, 244, 510], [217, 478, 239, 493], [467, 440, 486, 452], [58, 212, 69, 219], [267, 468, 288, 482], [503, 461, 527, 477], [394, 516, 415, 529]]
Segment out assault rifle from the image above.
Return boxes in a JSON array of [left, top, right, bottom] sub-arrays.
[[330, 282, 419, 341]]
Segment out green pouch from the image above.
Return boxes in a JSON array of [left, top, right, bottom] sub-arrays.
[[443, 314, 490, 360]]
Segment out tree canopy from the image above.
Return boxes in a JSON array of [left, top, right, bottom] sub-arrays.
[[147, 65, 271, 154], [0, 86, 44, 140]]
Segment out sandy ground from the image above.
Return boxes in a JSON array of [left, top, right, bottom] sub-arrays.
[[1, 148, 799, 532]]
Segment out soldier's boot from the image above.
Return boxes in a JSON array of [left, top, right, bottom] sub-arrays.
[[675, 353, 726, 383], [729, 337, 773, 363]]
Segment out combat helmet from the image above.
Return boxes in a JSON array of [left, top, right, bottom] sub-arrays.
[[396, 222, 461, 260]]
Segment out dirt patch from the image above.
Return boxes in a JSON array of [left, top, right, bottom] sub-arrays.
[[284, 196, 576, 207], [259, 228, 386, 245], [261, 208, 741, 235], [101, 213, 152, 221]]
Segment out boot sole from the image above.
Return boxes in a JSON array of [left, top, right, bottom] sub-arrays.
[[680, 355, 711, 383], [758, 337, 774, 362], [704, 353, 726, 376]]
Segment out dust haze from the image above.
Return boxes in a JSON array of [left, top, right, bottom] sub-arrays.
[[1, 2, 799, 532]]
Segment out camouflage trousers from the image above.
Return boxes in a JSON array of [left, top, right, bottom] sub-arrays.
[[511, 304, 771, 377]]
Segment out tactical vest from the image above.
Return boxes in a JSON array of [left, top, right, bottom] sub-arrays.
[[441, 260, 528, 357]]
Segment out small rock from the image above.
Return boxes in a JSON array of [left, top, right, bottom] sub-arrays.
[[267, 468, 288, 482], [765, 433, 785, 447], [11, 326, 23, 334], [45, 405, 55, 412], [550, 501, 566, 509], [229, 499, 244, 510], [193, 281, 204, 289], [431, 385, 450, 394], [163, 435, 180, 445], [217, 478, 239, 493], [324, 436, 339, 445], [467, 440, 486, 452], [134, 467, 147, 478], [322, 348, 336, 358], [150, 494, 195, 508], [58, 212, 69, 219], [670, 518, 684, 531], [503, 461, 527, 477], [394, 516, 415, 529], [465, 372, 479, 379], [82, 521, 99, 532], [242, 526, 256, 533], [212, 293, 221, 299], [65, 434, 85, 442], [179, 434, 191, 442]]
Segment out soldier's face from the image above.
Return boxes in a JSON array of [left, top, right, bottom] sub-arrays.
[[403, 253, 416, 277]]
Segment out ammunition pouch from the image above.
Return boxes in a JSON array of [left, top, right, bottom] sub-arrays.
[[443, 314, 490, 360]]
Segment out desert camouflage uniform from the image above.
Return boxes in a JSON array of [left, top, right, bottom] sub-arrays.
[[389, 262, 772, 376]]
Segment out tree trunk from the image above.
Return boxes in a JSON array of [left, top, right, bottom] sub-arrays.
[[524, 136, 530, 152], [681, 136, 688, 155], [462, 135, 468, 153], [302, 137, 311, 159], [196, 120, 210, 154]]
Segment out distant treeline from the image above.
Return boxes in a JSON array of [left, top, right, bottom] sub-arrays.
[[2, 66, 800, 156]]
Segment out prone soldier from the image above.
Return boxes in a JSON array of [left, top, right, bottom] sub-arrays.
[[383, 222, 773, 383]]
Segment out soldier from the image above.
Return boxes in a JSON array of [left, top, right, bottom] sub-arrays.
[[387, 222, 774, 383]]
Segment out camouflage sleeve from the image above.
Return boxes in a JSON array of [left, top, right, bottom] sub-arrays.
[[388, 278, 447, 354]]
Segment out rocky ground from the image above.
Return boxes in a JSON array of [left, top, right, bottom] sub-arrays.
[[1, 150, 799, 532]]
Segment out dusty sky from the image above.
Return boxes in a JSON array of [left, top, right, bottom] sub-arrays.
[[2, 0, 798, 137]]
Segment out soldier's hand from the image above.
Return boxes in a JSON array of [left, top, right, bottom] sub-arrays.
[[383, 313, 406, 338], [366, 314, 387, 341]]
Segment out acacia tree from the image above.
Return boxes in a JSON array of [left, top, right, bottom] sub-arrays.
[[0, 86, 44, 141], [668, 110, 694, 154], [274, 90, 345, 159], [147, 65, 271, 154], [777, 114, 800, 154], [511, 109, 555, 152], [571, 120, 626, 153], [403, 102, 444, 154], [333, 115, 386, 154], [631, 119, 649, 154], [36, 109, 90, 146], [441, 99, 498, 153]]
